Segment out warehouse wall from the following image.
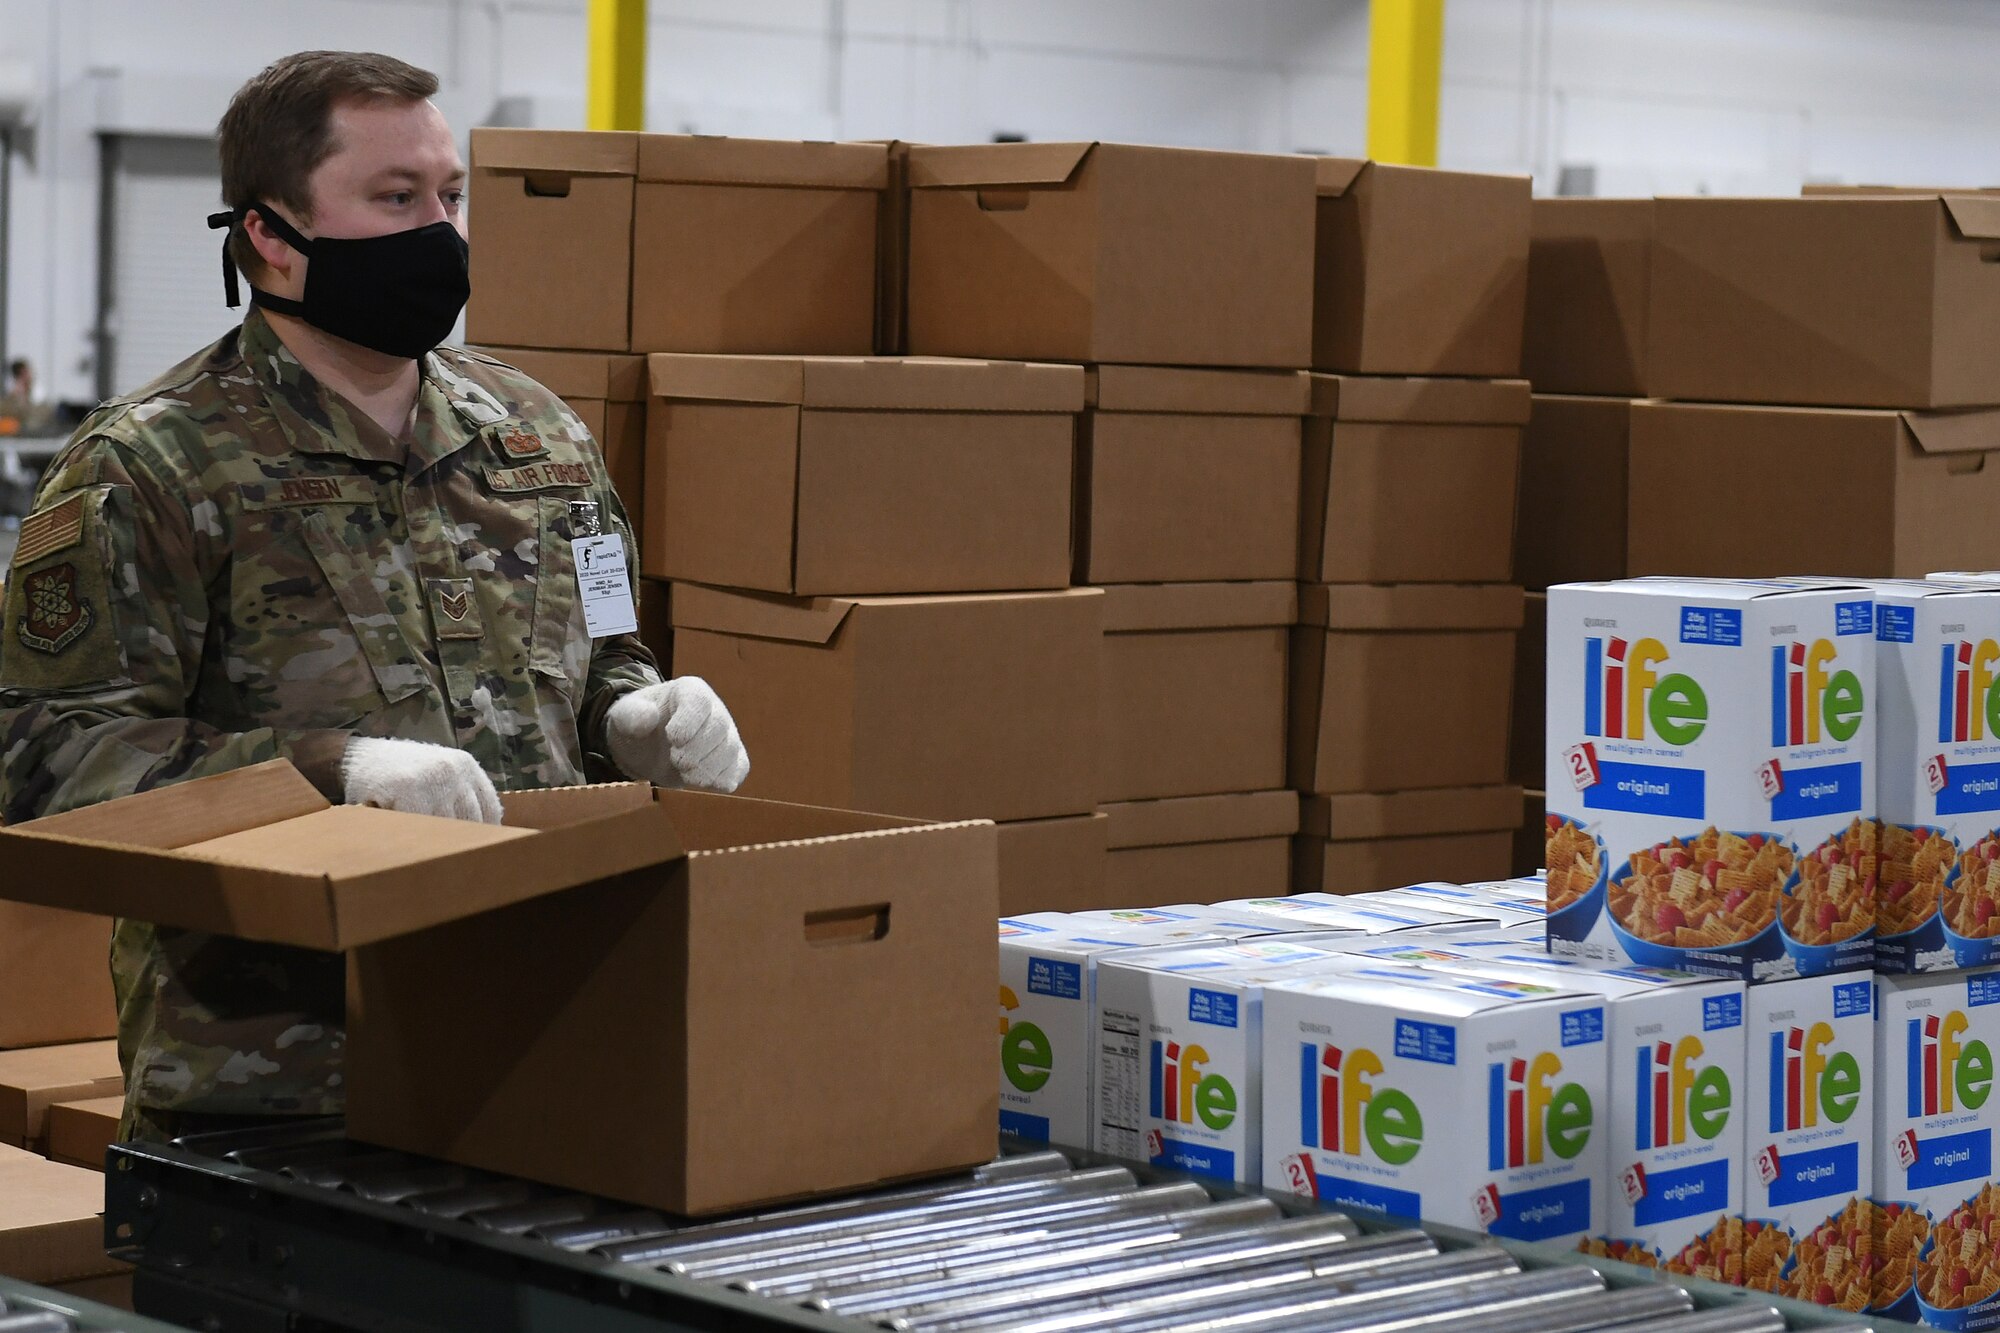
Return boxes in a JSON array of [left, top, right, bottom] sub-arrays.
[[2, 0, 1998, 404]]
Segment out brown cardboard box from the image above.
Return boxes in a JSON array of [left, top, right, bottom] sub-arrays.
[[671, 584, 1102, 821], [1300, 375, 1528, 584], [0, 767, 681, 954], [1079, 367, 1307, 584], [997, 813, 1110, 915], [1515, 790, 1548, 879], [1289, 584, 1523, 795], [1522, 199, 1653, 397], [1103, 791, 1298, 903], [1101, 583, 1294, 803], [906, 143, 1315, 368], [468, 130, 887, 354], [1294, 785, 1524, 894], [0, 1043, 122, 1149], [45, 1096, 121, 1172], [347, 793, 995, 1216], [1312, 159, 1532, 377], [0, 902, 116, 1051], [1627, 401, 2000, 578], [49, 1272, 135, 1310], [471, 347, 647, 546], [1648, 194, 2000, 408], [1509, 592, 1548, 789], [644, 354, 1081, 594], [1516, 395, 1632, 592], [0, 765, 999, 1217], [0, 1143, 125, 1285]]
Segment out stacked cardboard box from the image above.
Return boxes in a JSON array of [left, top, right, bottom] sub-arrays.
[[1630, 192, 2000, 579], [1512, 198, 1654, 874], [1286, 161, 1533, 893], [900, 141, 1320, 905], [465, 132, 1108, 915]]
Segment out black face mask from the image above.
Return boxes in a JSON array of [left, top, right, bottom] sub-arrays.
[[207, 203, 470, 360]]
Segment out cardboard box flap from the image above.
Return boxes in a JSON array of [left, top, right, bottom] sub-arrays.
[[669, 582, 856, 645], [1302, 785, 1527, 841], [1101, 581, 1297, 633], [470, 127, 639, 176], [1307, 374, 1532, 425], [907, 142, 1095, 189], [650, 354, 1086, 412], [1088, 366, 1311, 416], [1300, 583, 1525, 632], [1904, 408, 2000, 456], [19, 759, 328, 848], [473, 348, 648, 403], [0, 767, 686, 951], [1944, 194, 2000, 241], [1104, 790, 1300, 851], [636, 135, 889, 190], [1314, 157, 1369, 196]]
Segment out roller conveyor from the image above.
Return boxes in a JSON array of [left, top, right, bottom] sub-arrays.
[[0, 1275, 188, 1333], [102, 1125, 1905, 1333]]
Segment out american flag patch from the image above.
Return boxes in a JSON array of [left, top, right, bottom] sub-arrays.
[[12, 494, 85, 567]]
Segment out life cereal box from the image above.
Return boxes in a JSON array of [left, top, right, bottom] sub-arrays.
[[998, 916, 1229, 1148], [1259, 962, 1608, 1246], [1741, 973, 1876, 1313], [1547, 579, 1876, 982], [1093, 939, 1357, 1181], [1874, 967, 2000, 1327], [1850, 579, 2000, 973]]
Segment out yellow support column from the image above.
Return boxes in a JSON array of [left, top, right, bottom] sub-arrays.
[[587, 0, 648, 132], [1366, 0, 1444, 166]]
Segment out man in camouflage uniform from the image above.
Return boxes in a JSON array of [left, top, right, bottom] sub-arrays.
[[0, 52, 747, 1141]]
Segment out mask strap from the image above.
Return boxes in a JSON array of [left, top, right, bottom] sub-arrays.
[[205, 203, 315, 311]]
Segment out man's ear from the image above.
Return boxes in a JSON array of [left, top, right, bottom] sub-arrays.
[[242, 205, 304, 279]]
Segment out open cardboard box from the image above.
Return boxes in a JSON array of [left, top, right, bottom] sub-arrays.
[[0, 762, 998, 1215]]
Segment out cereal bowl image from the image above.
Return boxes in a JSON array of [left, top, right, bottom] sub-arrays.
[[1543, 813, 1607, 938], [1877, 823, 1956, 963], [1779, 818, 1876, 975], [1777, 1199, 1873, 1312], [1944, 832, 2000, 968], [1916, 1186, 2000, 1330], [1607, 827, 1789, 972], [1873, 1200, 1929, 1323]]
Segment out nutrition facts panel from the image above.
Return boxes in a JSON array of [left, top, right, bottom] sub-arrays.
[[1097, 1008, 1143, 1159]]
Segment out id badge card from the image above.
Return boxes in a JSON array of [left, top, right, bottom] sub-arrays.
[[573, 534, 638, 638]]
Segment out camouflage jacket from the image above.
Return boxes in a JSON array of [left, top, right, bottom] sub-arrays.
[[0, 310, 659, 1117]]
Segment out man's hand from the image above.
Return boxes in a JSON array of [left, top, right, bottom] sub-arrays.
[[340, 737, 504, 823], [606, 677, 750, 793]]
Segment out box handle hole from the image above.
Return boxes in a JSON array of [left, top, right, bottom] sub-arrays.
[[804, 903, 890, 946], [523, 172, 573, 199], [1947, 452, 1988, 475], [976, 189, 1031, 213]]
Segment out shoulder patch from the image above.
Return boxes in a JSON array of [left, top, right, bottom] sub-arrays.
[[15, 562, 94, 653], [13, 494, 86, 566]]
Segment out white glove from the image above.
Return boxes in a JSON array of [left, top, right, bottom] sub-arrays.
[[340, 736, 504, 824], [606, 677, 750, 793]]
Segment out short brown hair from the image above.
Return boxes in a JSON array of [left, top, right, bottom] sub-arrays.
[[217, 51, 439, 274]]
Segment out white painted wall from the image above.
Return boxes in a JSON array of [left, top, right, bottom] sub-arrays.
[[2, 0, 1998, 403]]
